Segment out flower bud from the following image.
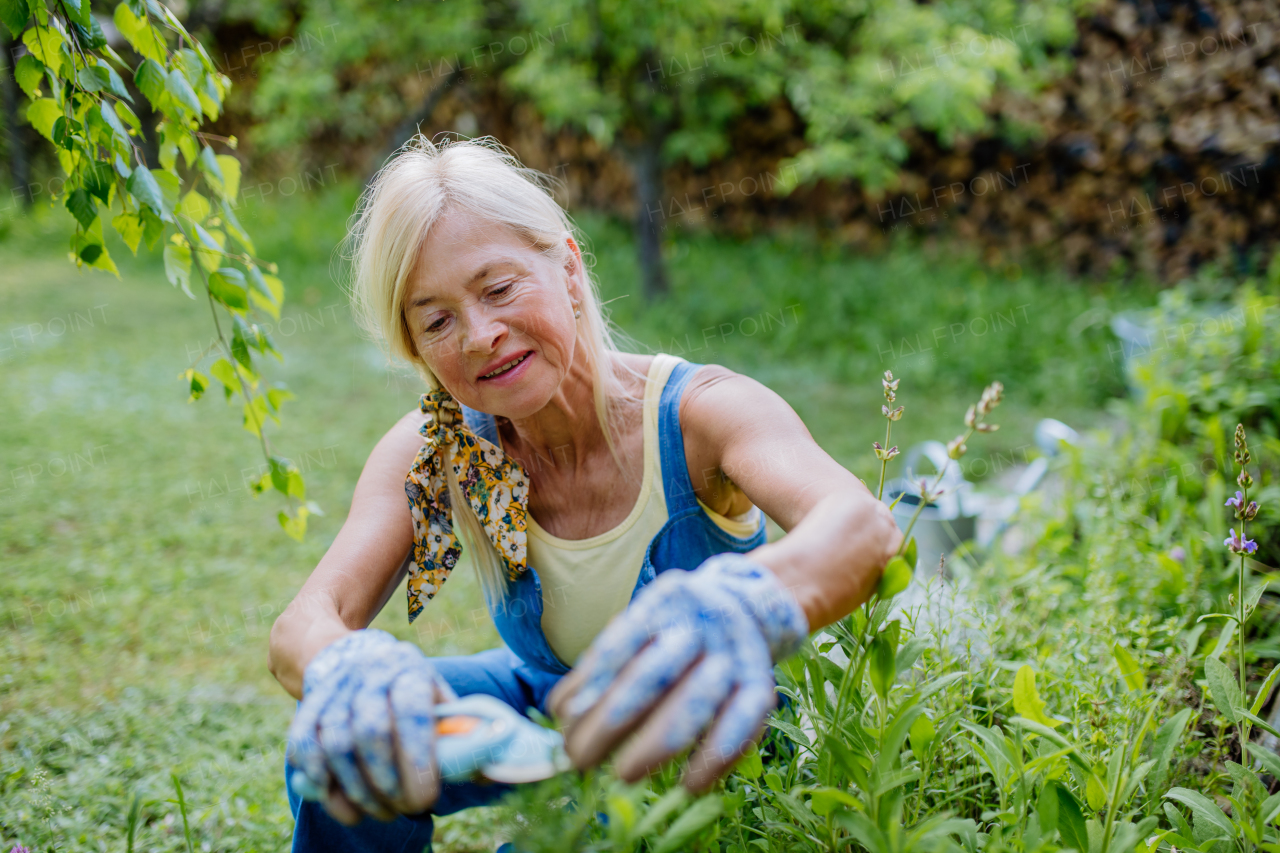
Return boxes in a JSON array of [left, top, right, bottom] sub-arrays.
[[1238, 470, 1254, 489], [1245, 501, 1258, 521], [947, 436, 967, 459], [964, 405, 977, 428], [976, 423, 999, 433]]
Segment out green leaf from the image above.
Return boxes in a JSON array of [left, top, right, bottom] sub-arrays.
[[178, 190, 210, 224], [634, 787, 689, 839], [179, 369, 207, 401], [1148, 707, 1192, 793], [114, 101, 142, 133], [208, 268, 248, 311], [25, 98, 62, 143], [1084, 770, 1106, 812], [197, 72, 221, 119], [869, 619, 899, 700], [266, 387, 294, 412], [51, 115, 80, 149], [127, 167, 169, 217], [877, 555, 911, 600], [14, 54, 44, 99], [1250, 661, 1280, 717], [112, 213, 145, 254], [133, 58, 167, 106], [1247, 743, 1280, 781], [78, 243, 102, 264], [216, 155, 241, 200], [102, 65, 132, 101], [153, 170, 181, 214], [22, 25, 64, 73], [1163, 788, 1235, 839], [1241, 710, 1280, 738], [903, 536, 917, 570], [65, 189, 97, 228], [278, 506, 309, 541], [0, 0, 29, 38], [1050, 782, 1087, 850], [808, 787, 860, 817], [83, 160, 115, 205], [60, 0, 89, 28], [1013, 665, 1062, 728], [75, 63, 111, 92], [908, 712, 935, 754], [231, 324, 251, 369], [1205, 656, 1244, 724], [141, 207, 165, 249], [734, 743, 763, 779], [163, 243, 192, 297], [268, 456, 294, 496], [1036, 781, 1058, 835], [653, 795, 722, 853], [210, 358, 240, 396], [114, 3, 166, 64], [1112, 643, 1144, 691], [165, 68, 201, 115]]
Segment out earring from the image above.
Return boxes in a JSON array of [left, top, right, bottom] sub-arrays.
[[573, 305, 582, 319]]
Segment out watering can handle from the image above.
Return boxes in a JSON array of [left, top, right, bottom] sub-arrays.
[[901, 440, 965, 489]]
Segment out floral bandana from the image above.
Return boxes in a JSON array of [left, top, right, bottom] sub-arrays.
[[404, 389, 529, 623]]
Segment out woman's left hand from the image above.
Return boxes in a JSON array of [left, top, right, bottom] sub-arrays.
[[548, 553, 808, 791]]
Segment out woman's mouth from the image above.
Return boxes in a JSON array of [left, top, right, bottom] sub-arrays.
[[478, 351, 533, 382]]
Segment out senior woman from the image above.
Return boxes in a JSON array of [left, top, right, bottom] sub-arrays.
[[268, 136, 900, 852]]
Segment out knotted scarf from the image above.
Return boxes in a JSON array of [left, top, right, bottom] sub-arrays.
[[403, 389, 529, 623]]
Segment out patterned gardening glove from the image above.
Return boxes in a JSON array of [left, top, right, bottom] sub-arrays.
[[548, 553, 808, 792], [286, 629, 457, 824]]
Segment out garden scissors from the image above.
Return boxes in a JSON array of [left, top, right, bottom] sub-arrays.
[[434, 694, 571, 783]]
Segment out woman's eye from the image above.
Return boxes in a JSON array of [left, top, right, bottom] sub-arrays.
[[490, 282, 514, 298], [424, 316, 448, 334]]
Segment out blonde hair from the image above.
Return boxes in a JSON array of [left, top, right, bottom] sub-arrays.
[[342, 134, 633, 602]]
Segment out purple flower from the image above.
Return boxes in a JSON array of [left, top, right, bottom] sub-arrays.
[[1168, 546, 1186, 563], [1226, 491, 1245, 511], [1225, 529, 1258, 555], [10, 845, 31, 853]]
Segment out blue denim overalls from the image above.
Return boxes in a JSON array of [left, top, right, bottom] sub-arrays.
[[286, 357, 767, 853]]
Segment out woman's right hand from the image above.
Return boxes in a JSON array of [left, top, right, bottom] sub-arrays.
[[286, 629, 456, 824]]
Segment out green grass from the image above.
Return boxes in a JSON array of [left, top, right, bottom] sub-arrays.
[[0, 183, 1156, 852]]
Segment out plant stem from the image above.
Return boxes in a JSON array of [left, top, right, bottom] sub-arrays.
[[877, 419, 892, 501]]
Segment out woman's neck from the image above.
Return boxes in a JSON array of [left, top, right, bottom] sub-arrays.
[[501, 348, 613, 471]]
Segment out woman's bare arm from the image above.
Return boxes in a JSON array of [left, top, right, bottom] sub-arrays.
[[267, 409, 427, 699], [680, 367, 902, 631]]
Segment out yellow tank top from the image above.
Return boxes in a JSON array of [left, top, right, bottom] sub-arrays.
[[519, 354, 762, 666]]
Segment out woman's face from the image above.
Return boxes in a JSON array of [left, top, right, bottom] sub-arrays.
[[403, 210, 583, 419]]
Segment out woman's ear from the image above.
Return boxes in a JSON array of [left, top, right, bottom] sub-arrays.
[[564, 234, 586, 302]]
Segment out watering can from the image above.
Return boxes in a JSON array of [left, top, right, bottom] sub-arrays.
[[882, 441, 978, 575]]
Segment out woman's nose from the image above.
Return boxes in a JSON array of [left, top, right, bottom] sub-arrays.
[[461, 309, 507, 355]]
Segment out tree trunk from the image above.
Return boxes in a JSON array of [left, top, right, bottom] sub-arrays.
[[629, 134, 669, 299], [1, 30, 30, 206]]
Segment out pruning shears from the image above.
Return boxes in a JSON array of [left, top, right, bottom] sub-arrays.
[[435, 694, 571, 784]]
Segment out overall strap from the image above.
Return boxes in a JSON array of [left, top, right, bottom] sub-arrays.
[[657, 357, 704, 515], [460, 404, 500, 445]]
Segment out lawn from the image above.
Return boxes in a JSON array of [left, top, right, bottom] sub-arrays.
[[0, 184, 1155, 852]]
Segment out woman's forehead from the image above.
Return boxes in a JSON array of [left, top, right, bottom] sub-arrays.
[[409, 216, 540, 301]]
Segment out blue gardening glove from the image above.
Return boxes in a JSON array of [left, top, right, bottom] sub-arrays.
[[286, 629, 456, 824], [548, 553, 808, 791]]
